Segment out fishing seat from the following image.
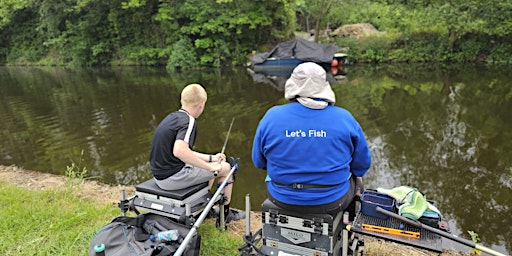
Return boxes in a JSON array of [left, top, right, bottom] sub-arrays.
[[130, 179, 215, 225], [258, 198, 346, 256]]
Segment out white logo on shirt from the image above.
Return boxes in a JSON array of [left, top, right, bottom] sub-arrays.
[[285, 129, 326, 138]]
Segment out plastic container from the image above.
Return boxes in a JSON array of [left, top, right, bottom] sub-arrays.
[[360, 190, 395, 219], [150, 229, 180, 243]]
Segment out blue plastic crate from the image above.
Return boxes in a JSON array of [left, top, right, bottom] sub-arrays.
[[360, 190, 395, 219]]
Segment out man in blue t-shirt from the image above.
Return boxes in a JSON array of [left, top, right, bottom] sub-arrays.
[[150, 83, 244, 222], [252, 62, 371, 216]]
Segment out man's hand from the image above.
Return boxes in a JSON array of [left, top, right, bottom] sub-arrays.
[[356, 177, 365, 196], [213, 153, 226, 162]]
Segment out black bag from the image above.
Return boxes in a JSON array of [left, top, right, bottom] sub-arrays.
[[89, 213, 200, 256]]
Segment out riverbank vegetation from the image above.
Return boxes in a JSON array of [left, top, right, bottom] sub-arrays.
[[1, 0, 511, 68]]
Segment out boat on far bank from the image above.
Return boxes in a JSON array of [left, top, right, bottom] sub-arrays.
[[247, 62, 347, 91], [250, 39, 348, 72]]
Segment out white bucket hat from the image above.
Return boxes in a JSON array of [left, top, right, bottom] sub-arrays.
[[284, 62, 335, 109]]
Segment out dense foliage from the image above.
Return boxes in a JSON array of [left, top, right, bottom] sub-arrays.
[[0, 0, 510, 67], [0, 0, 295, 67], [331, 0, 512, 63]]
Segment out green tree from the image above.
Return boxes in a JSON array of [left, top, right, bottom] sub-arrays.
[[0, 0, 33, 29], [295, 0, 344, 42], [1, 0, 511, 66], [169, 0, 294, 66]]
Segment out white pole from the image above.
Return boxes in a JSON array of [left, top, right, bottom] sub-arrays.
[[245, 194, 251, 236], [174, 164, 237, 256]]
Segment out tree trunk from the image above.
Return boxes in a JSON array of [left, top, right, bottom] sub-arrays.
[[448, 27, 457, 52], [314, 20, 321, 42]]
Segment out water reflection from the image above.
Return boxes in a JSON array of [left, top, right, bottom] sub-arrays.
[[343, 64, 511, 253], [246, 64, 347, 91], [0, 65, 510, 254]]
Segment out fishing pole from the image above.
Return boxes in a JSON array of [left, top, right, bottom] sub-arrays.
[[375, 207, 507, 256], [214, 117, 235, 176]]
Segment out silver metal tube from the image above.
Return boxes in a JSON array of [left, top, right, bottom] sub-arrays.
[[245, 194, 251, 236], [120, 190, 126, 216], [174, 164, 237, 256], [185, 204, 191, 217], [342, 212, 349, 256]]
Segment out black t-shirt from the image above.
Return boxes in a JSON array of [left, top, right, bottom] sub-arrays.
[[149, 109, 197, 180]]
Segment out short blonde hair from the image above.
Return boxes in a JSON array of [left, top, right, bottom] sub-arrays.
[[181, 83, 207, 107]]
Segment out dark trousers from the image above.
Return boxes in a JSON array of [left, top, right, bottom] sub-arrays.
[[268, 175, 358, 219]]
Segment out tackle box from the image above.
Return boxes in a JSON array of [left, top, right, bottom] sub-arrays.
[[259, 199, 344, 256], [360, 190, 395, 219]]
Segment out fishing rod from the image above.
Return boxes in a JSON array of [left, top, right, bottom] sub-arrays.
[[214, 117, 235, 176], [375, 207, 507, 256], [215, 117, 235, 231]]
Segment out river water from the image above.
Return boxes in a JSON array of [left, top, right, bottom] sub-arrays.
[[0, 64, 510, 254]]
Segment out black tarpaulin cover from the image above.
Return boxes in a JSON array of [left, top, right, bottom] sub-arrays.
[[251, 39, 339, 65]]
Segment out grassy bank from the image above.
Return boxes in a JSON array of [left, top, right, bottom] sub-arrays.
[[0, 180, 117, 255], [0, 179, 242, 255], [0, 164, 245, 256], [0, 166, 470, 256]]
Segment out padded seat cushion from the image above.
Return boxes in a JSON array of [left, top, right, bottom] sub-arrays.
[[136, 179, 208, 200], [261, 198, 335, 220]]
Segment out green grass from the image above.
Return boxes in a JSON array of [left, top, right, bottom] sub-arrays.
[[0, 180, 241, 256]]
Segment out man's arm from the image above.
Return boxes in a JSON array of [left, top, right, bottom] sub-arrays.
[[173, 140, 221, 173], [194, 152, 226, 163], [251, 128, 267, 170], [350, 125, 372, 177]]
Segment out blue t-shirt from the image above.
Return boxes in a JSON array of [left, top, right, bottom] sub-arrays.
[[252, 102, 371, 205]]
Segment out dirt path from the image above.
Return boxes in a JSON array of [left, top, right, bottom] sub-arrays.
[[0, 165, 469, 256]]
